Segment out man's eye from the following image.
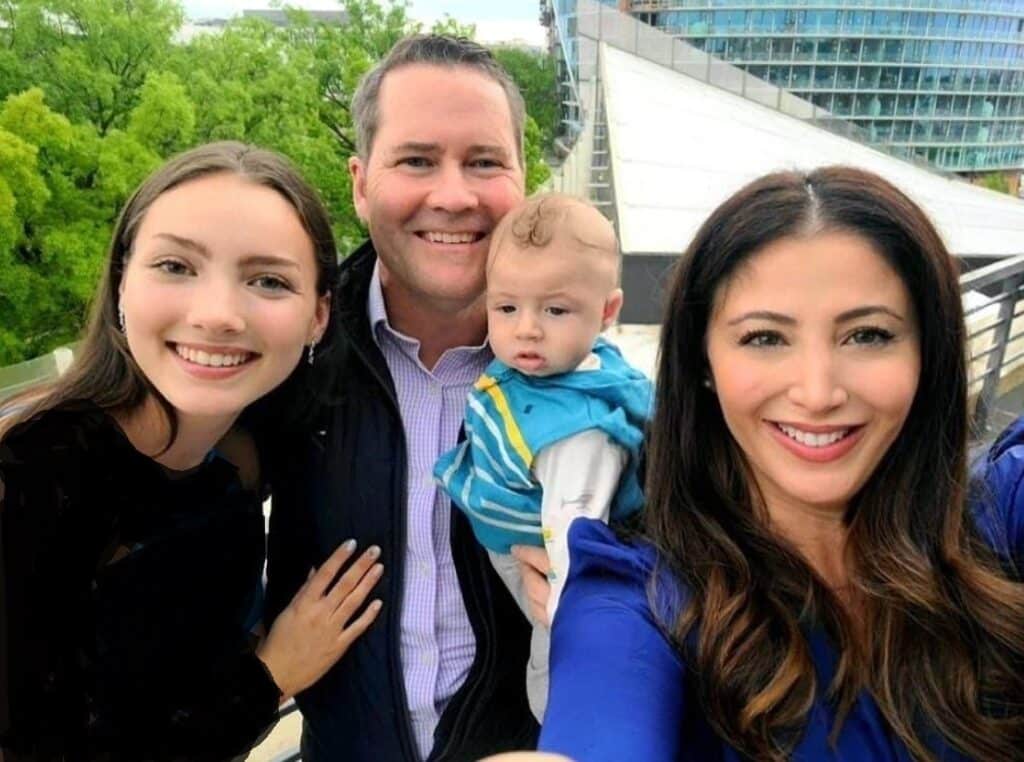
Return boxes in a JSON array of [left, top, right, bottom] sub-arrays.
[[739, 330, 785, 347], [399, 157, 432, 168], [471, 158, 502, 169]]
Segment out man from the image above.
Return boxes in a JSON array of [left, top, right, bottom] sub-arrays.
[[265, 35, 540, 761]]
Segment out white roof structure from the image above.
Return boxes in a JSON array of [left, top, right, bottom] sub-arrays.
[[601, 43, 1024, 259]]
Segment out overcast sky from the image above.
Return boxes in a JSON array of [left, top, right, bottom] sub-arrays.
[[180, 0, 545, 45]]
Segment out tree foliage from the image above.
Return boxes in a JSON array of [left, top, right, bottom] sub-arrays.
[[0, 0, 555, 365]]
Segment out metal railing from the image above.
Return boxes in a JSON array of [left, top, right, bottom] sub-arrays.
[[963, 254, 1024, 434]]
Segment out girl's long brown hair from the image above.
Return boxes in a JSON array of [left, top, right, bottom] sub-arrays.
[[0, 141, 340, 444], [646, 166, 1024, 759]]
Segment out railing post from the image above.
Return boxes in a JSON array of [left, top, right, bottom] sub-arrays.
[[973, 272, 1024, 435]]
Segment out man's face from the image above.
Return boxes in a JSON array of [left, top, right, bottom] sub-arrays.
[[349, 64, 525, 318]]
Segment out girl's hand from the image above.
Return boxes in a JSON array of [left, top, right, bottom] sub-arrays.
[[257, 540, 383, 700]]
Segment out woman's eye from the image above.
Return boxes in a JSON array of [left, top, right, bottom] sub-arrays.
[[154, 259, 191, 276], [847, 327, 895, 346], [739, 330, 785, 347], [251, 275, 292, 292]]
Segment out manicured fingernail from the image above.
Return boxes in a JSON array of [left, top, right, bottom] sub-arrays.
[[368, 545, 381, 559], [371, 599, 383, 611], [342, 539, 356, 552], [372, 563, 384, 576]]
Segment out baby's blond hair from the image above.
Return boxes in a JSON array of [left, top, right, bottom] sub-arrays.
[[488, 193, 619, 281]]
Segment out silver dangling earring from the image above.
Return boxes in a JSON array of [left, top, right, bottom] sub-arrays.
[[307, 338, 318, 366], [702, 375, 714, 390], [118, 305, 126, 334]]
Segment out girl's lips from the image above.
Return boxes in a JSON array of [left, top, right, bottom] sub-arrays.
[[168, 344, 257, 380], [766, 421, 866, 463]]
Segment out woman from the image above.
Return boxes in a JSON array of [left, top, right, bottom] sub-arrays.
[[0, 142, 383, 760], [538, 167, 1024, 760]]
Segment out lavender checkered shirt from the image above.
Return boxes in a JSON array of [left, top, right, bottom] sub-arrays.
[[368, 264, 492, 760]]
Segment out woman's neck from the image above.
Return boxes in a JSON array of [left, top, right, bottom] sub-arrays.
[[763, 494, 851, 591], [113, 395, 237, 472]]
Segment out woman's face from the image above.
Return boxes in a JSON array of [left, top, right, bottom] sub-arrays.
[[119, 172, 329, 424], [705, 230, 920, 518]]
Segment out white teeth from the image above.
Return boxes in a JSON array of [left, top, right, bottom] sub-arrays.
[[175, 345, 250, 368], [424, 231, 477, 244], [777, 424, 849, 448]]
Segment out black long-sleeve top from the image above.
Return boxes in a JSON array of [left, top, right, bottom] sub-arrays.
[[0, 403, 280, 761]]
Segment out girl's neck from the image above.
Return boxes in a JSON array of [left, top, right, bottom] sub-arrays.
[[113, 395, 237, 472]]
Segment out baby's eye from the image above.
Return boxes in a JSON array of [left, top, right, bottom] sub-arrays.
[[546, 306, 569, 316], [494, 304, 516, 314], [847, 327, 895, 346], [739, 330, 786, 348]]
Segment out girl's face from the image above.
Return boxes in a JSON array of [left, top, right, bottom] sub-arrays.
[[119, 172, 328, 425], [705, 231, 921, 520]]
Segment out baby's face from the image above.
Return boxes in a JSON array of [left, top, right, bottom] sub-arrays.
[[486, 242, 620, 377]]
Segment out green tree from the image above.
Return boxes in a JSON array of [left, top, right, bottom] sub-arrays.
[[492, 46, 559, 148], [979, 172, 1010, 195], [0, 0, 554, 364], [7, 0, 183, 133], [128, 71, 196, 156]]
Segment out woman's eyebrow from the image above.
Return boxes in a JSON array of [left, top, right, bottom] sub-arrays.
[[835, 305, 905, 323], [726, 310, 796, 326]]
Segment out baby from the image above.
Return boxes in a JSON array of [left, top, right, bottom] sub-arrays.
[[434, 193, 652, 719]]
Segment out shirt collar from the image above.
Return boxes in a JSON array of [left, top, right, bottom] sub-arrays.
[[366, 259, 491, 358]]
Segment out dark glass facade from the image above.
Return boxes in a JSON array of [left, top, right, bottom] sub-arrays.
[[555, 1, 1024, 172]]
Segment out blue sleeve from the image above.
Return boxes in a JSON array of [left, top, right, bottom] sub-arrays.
[[539, 519, 686, 762], [972, 416, 1024, 565]]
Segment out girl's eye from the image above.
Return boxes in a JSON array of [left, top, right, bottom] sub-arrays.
[[154, 259, 192, 276], [251, 275, 292, 292], [847, 327, 895, 346], [739, 329, 786, 348]]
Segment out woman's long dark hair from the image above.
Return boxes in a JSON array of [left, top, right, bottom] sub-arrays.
[[0, 141, 341, 444], [645, 166, 1024, 759]]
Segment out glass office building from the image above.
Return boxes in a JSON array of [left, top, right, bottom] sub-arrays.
[[550, 1, 1024, 173]]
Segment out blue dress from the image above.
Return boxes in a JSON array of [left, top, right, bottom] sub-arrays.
[[539, 417, 1024, 761]]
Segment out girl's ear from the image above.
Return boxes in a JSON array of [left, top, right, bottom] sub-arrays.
[[310, 291, 331, 344]]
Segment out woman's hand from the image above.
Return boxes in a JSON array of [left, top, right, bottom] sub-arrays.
[[257, 540, 383, 700], [511, 544, 552, 627]]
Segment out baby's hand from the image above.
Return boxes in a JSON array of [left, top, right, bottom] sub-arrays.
[[511, 545, 551, 627]]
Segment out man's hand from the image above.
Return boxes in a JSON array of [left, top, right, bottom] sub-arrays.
[[511, 545, 551, 627]]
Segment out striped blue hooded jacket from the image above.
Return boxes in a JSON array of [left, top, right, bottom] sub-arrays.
[[434, 337, 652, 554]]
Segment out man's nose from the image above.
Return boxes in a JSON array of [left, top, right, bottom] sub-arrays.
[[425, 162, 479, 214]]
